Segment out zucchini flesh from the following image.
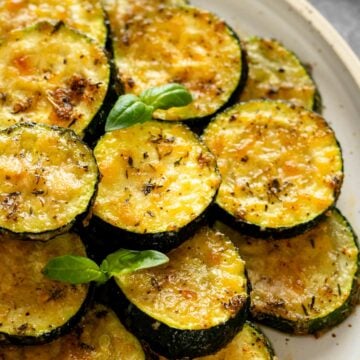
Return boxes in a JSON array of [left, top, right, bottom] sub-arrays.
[[203, 100, 343, 238], [111, 5, 244, 121], [0, 232, 89, 344], [92, 121, 220, 246], [240, 37, 321, 112], [0, 303, 145, 359], [0, 123, 98, 240], [0, 21, 110, 138], [0, 0, 107, 46], [114, 226, 248, 358], [215, 209, 360, 334]]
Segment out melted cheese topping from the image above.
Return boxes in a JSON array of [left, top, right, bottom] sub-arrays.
[[111, 5, 242, 120], [0, 0, 106, 45], [217, 210, 359, 330], [0, 304, 145, 360], [240, 37, 317, 110], [0, 124, 98, 236], [0, 232, 88, 338], [203, 101, 343, 230], [93, 121, 220, 234], [0, 22, 109, 137], [116, 227, 248, 330]]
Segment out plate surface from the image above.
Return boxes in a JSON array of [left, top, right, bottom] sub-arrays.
[[191, 0, 360, 359]]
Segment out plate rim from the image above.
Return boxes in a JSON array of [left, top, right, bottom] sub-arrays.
[[286, 0, 360, 88]]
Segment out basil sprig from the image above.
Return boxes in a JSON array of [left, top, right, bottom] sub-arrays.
[[43, 249, 169, 285], [105, 83, 192, 132]]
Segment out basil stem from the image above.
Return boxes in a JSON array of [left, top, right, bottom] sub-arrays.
[[105, 83, 192, 132]]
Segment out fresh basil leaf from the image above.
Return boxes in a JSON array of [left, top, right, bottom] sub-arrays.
[[105, 94, 153, 132], [140, 83, 193, 110], [43, 255, 107, 284], [101, 248, 169, 276]]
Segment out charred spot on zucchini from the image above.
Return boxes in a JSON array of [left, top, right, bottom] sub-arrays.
[[90, 120, 220, 253], [215, 209, 360, 335], [0, 21, 110, 138], [0, 0, 107, 46], [110, 5, 245, 121], [112, 226, 249, 358], [0, 303, 146, 359], [0, 123, 98, 240], [239, 36, 322, 112], [203, 100, 343, 238], [0, 232, 91, 345]]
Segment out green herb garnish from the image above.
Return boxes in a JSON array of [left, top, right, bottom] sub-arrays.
[[43, 249, 169, 285], [105, 83, 192, 132]]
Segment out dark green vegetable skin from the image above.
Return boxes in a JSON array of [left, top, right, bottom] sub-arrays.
[[0, 285, 94, 346], [84, 206, 211, 261], [107, 279, 250, 359]]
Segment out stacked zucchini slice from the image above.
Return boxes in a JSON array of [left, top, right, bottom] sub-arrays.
[[0, 0, 358, 358]]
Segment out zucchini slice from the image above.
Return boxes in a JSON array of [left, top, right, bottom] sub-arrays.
[[0, 303, 145, 359], [239, 36, 321, 112], [0, 123, 98, 240], [215, 209, 360, 334], [91, 120, 220, 252], [203, 100, 343, 238], [0, 232, 90, 345], [0, 0, 107, 46], [113, 226, 249, 358], [111, 5, 245, 121], [0, 21, 110, 138], [155, 321, 275, 360]]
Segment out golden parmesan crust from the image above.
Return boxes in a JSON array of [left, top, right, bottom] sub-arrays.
[[0, 304, 145, 359], [93, 121, 220, 234], [111, 5, 242, 120], [216, 210, 359, 333], [0, 123, 98, 237], [116, 227, 247, 330], [240, 37, 318, 110], [0, 0, 106, 45], [0, 232, 88, 338], [0, 22, 109, 137], [203, 101, 343, 231]]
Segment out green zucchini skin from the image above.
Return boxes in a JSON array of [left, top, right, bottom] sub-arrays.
[[0, 122, 99, 241], [239, 36, 321, 112], [215, 209, 360, 335], [0, 303, 146, 359], [203, 100, 343, 239], [149, 321, 275, 360], [89, 121, 220, 254], [109, 227, 249, 359], [0, 232, 93, 345], [109, 4, 247, 123]]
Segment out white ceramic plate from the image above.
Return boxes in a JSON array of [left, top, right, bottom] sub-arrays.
[[191, 0, 360, 359]]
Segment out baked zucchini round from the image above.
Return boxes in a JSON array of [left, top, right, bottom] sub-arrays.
[[215, 209, 360, 334], [0, 0, 107, 46], [0, 21, 110, 138], [91, 120, 220, 253], [203, 100, 343, 238], [239, 36, 322, 112], [0, 123, 98, 240], [0, 303, 145, 359], [0, 232, 91, 345], [111, 5, 246, 121], [112, 226, 249, 358]]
